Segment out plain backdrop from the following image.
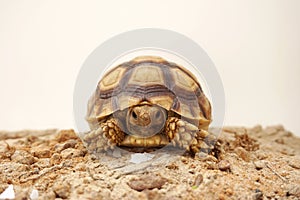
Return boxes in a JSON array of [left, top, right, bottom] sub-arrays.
[[0, 0, 299, 136]]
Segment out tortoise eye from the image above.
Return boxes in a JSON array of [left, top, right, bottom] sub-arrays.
[[132, 111, 137, 119]]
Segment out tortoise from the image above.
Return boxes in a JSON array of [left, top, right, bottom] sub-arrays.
[[82, 56, 215, 154]]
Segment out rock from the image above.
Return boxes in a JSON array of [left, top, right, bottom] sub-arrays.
[[31, 145, 51, 158], [252, 189, 263, 200], [127, 174, 167, 191], [1, 126, 300, 199], [61, 148, 85, 159], [255, 150, 268, 160], [286, 184, 300, 197], [218, 160, 231, 171], [0, 142, 15, 159], [53, 181, 71, 199], [0, 185, 15, 199], [55, 130, 78, 143], [192, 174, 203, 187], [254, 160, 265, 170], [30, 189, 39, 200], [11, 150, 35, 165], [50, 153, 61, 165], [234, 147, 250, 162], [54, 139, 78, 153]]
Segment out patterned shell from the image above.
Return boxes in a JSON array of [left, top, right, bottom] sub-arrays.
[[86, 56, 212, 130]]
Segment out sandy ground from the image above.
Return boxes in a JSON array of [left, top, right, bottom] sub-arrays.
[[0, 125, 299, 200]]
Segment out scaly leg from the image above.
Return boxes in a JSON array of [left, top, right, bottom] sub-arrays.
[[165, 117, 216, 154], [82, 118, 125, 153]]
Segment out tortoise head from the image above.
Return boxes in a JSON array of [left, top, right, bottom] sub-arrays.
[[126, 102, 167, 138]]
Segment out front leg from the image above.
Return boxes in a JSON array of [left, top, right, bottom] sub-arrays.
[[82, 118, 125, 153], [165, 117, 216, 154]]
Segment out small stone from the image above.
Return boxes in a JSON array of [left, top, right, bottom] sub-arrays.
[[255, 150, 268, 160], [83, 177, 93, 184], [0, 185, 15, 199], [0, 141, 15, 159], [286, 184, 300, 197], [75, 163, 86, 171], [254, 160, 265, 170], [32, 147, 51, 158], [127, 174, 167, 191], [166, 163, 179, 170], [252, 189, 263, 200], [61, 148, 85, 159], [218, 160, 231, 171], [181, 157, 189, 164], [55, 139, 77, 153], [11, 150, 35, 165], [33, 158, 51, 168], [55, 129, 78, 143], [235, 147, 250, 162], [30, 189, 39, 200], [192, 174, 203, 187], [42, 190, 56, 200], [50, 153, 61, 166], [53, 181, 71, 199]]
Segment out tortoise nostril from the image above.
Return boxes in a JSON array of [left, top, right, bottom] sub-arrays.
[[132, 111, 137, 119]]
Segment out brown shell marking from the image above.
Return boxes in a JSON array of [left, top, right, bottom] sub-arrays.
[[87, 56, 211, 130]]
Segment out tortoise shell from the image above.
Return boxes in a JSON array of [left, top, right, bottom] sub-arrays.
[[86, 56, 212, 130]]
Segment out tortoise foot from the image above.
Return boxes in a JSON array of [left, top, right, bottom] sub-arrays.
[[82, 118, 125, 153], [165, 117, 216, 154]]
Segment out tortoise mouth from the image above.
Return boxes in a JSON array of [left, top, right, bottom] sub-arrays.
[[120, 134, 169, 147]]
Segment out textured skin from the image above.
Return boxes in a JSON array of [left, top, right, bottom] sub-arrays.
[[82, 56, 215, 154]]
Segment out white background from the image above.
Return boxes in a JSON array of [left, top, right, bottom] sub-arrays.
[[0, 0, 299, 136]]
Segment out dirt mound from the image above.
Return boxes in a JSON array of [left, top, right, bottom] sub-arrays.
[[0, 125, 299, 199]]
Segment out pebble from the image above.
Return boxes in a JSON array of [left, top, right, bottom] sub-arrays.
[[61, 148, 85, 159], [192, 174, 203, 187], [0, 185, 15, 199], [127, 174, 167, 191], [53, 182, 71, 199], [50, 153, 61, 166], [234, 147, 250, 162], [252, 189, 263, 200], [11, 150, 35, 165], [286, 184, 300, 197], [31, 146, 51, 158], [254, 160, 265, 170], [30, 189, 39, 200], [54, 139, 78, 153], [218, 160, 231, 171], [255, 150, 268, 160]]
